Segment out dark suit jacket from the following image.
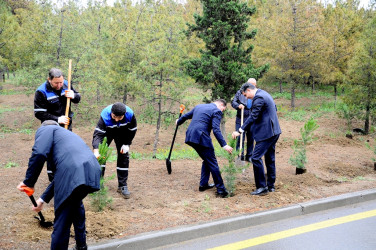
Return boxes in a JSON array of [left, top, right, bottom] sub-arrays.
[[231, 90, 252, 119], [177, 103, 227, 149], [241, 89, 281, 142], [24, 125, 101, 210]]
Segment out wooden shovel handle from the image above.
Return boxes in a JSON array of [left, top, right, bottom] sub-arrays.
[[64, 60, 72, 129]]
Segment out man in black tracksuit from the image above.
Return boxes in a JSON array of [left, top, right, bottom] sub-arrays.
[[34, 68, 81, 182], [92, 102, 137, 199]]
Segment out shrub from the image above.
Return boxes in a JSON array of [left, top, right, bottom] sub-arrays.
[[289, 118, 319, 170], [89, 174, 115, 212], [221, 136, 248, 196]]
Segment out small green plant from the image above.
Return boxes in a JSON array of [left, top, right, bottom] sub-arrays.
[[199, 194, 212, 213], [89, 174, 115, 212], [221, 136, 248, 196], [98, 137, 113, 165], [365, 140, 376, 162], [5, 161, 18, 168], [336, 103, 357, 137], [289, 118, 319, 170]]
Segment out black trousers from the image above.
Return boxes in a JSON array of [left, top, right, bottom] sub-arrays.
[[190, 143, 226, 193], [103, 137, 129, 187], [51, 188, 87, 250]]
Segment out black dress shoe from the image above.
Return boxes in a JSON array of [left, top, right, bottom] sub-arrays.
[[251, 187, 268, 196], [268, 187, 275, 192], [199, 183, 215, 192], [216, 189, 229, 198]]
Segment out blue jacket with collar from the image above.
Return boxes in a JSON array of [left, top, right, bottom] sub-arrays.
[[241, 89, 281, 142], [177, 103, 227, 149], [231, 90, 252, 119], [23, 125, 101, 211]]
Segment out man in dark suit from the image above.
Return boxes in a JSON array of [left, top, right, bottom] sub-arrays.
[[17, 121, 101, 250], [231, 78, 256, 162], [232, 83, 281, 196], [177, 99, 233, 198]]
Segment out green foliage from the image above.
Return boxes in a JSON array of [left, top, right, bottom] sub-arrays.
[[198, 194, 212, 213], [4, 161, 18, 168], [89, 174, 115, 212], [336, 103, 358, 135], [98, 137, 113, 165], [341, 16, 376, 135], [289, 118, 319, 169], [185, 0, 269, 102], [365, 141, 376, 162], [221, 136, 248, 196]]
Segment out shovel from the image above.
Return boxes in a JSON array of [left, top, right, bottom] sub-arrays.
[[166, 104, 185, 174], [235, 108, 245, 166], [64, 59, 72, 129], [22, 187, 53, 228]]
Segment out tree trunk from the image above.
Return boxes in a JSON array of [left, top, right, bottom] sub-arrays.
[[122, 85, 127, 105], [220, 115, 226, 141], [279, 80, 283, 93], [334, 84, 337, 107], [96, 86, 100, 104], [291, 85, 296, 110], [364, 92, 371, 135], [5, 66, 9, 79], [0, 68, 4, 82], [153, 80, 163, 158], [57, 10, 65, 66]]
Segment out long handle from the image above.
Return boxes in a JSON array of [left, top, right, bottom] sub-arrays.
[[28, 195, 46, 222], [64, 59, 72, 129], [167, 104, 185, 160], [239, 108, 244, 156]]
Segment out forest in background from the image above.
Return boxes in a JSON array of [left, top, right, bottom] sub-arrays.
[[1, 0, 376, 153]]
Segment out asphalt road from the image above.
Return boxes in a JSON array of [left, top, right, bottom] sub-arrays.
[[155, 199, 376, 250]]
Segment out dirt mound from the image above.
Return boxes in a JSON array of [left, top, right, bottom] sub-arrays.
[[1, 83, 376, 249]]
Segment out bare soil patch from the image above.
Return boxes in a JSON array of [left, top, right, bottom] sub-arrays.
[[1, 83, 375, 249]]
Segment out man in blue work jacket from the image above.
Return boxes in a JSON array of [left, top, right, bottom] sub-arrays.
[[92, 102, 137, 199], [17, 120, 101, 250], [177, 99, 233, 198], [232, 83, 281, 196]]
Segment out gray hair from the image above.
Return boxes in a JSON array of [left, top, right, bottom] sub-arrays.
[[42, 120, 59, 126], [247, 78, 257, 86], [48, 68, 63, 80]]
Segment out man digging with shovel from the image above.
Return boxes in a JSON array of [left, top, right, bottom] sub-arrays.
[[176, 99, 233, 198], [92, 102, 137, 199], [17, 120, 101, 250]]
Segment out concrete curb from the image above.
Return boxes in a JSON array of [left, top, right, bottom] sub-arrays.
[[90, 188, 376, 250]]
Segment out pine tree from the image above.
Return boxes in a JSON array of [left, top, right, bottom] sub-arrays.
[[185, 0, 269, 102], [343, 16, 376, 134]]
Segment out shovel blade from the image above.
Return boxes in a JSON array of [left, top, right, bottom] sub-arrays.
[[34, 216, 53, 228], [166, 158, 172, 174]]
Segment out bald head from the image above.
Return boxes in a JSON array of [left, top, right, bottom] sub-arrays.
[[247, 78, 257, 87]]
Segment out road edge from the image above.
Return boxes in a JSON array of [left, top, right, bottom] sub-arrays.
[[89, 188, 376, 250]]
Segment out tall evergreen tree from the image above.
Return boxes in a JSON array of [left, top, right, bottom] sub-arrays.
[[343, 16, 376, 134], [185, 0, 269, 102]]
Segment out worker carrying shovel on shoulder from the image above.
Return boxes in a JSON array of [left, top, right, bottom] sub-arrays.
[[92, 102, 137, 199]]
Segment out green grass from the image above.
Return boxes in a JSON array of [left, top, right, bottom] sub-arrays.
[[4, 161, 19, 168], [104, 138, 233, 161]]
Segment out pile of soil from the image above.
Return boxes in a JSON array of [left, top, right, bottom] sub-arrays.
[[0, 83, 375, 249]]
